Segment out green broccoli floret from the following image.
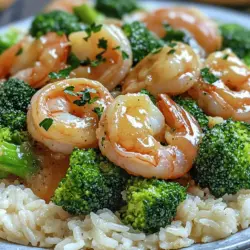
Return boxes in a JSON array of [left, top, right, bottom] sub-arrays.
[[95, 0, 138, 19], [73, 4, 104, 25], [192, 119, 250, 197], [173, 96, 209, 132], [0, 28, 23, 54], [220, 24, 250, 66], [0, 127, 37, 179], [30, 10, 84, 38], [120, 178, 187, 234], [122, 21, 164, 65], [0, 78, 36, 112], [0, 78, 35, 131], [53, 148, 129, 215], [0, 108, 27, 131]]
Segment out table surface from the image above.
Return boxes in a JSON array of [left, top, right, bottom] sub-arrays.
[[0, 0, 249, 26]]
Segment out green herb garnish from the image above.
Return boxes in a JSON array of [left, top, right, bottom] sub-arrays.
[[223, 54, 229, 60], [39, 118, 53, 131], [93, 106, 104, 118], [84, 23, 103, 41], [15, 48, 23, 56], [168, 49, 176, 55], [98, 38, 108, 50], [122, 50, 129, 60], [201, 67, 219, 84]]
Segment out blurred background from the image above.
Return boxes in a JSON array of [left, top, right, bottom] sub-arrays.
[[0, 0, 249, 26]]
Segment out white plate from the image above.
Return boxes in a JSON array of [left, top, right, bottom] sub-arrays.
[[0, 1, 250, 249]]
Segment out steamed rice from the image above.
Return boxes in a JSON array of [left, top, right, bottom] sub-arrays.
[[1, 181, 250, 250]]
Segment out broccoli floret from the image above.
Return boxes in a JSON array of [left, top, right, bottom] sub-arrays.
[[73, 4, 104, 25], [122, 21, 164, 66], [220, 24, 250, 66], [120, 178, 187, 234], [53, 148, 129, 215], [0, 127, 37, 179], [173, 96, 209, 132], [0, 78, 36, 112], [0, 108, 26, 131], [30, 10, 84, 38], [0, 28, 23, 54], [192, 120, 250, 197], [95, 0, 138, 19], [0, 78, 35, 131]]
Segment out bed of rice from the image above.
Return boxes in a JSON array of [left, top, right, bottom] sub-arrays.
[[0, 180, 250, 250]]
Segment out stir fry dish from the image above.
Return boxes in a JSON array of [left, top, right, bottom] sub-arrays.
[[0, 0, 250, 249]]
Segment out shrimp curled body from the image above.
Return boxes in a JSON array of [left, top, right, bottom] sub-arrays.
[[142, 7, 222, 54], [70, 24, 132, 91], [28, 78, 113, 154], [122, 43, 200, 96], [0, 32, 69, 88], [97, 93, 202, 179], [189, 49, 250, 122]]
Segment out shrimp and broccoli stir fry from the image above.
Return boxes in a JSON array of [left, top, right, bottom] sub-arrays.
[[0, 0, 250, 236]]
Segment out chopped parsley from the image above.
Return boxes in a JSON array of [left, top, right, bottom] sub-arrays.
[[140, 89, 156, 104], [151, 47, 162, 54], [49, 67, 74, 80], [49, 48, 107, 80], [98, 37, 108, 50], [168, 49, 176, 55], [64, 86, 99, 106], [15, 47, 23, 56], [93, 106, 104, 118], [201, 67, 219, 84], [163, 23, 186, 43], [49, 53, 82, 80], [39, 118, 53, 131], [223, 54, 229, 60], [168, 42, 177, 48], [89, 97, 99, 104], [84, 23, 103, 41], [122, 50, 129, 60], [112, 46, 121, 50], [64, 86, 77, 96], [72, 88, 99, 106]]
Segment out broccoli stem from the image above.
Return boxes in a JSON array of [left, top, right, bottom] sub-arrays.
[[0, 141, 37, 179], [74, 4, 104, 25]]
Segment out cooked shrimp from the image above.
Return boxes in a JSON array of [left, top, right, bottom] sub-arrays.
[[45, 0, 87, 13], [142, 7, 222, 54], [27, 78, 113, 154], [205, 49, 250, 91], [0, 32, 69, 88], [97, 93, 202, 179], [188, 50, 250, 121], [69, 24, 132, 91], [122, 43, 200, 96]]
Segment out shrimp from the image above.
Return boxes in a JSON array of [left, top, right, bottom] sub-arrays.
[[0, 32, 69, 88], [27, 78, 113, 154], [69, 24, 132, 91], [188, 49, 250, 122], [45, 0, 87, 13], [142, 7, 222, 54], [122, 42, 200, 96], [97, 93, 202, 179]]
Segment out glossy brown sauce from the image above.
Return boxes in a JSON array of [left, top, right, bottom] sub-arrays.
[[26, 143, 69, 202]]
